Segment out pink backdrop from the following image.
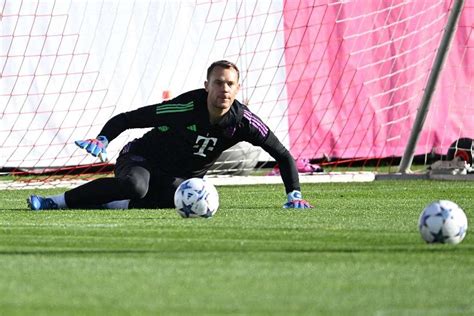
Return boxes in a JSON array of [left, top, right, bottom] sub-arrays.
[[283, 0, 474, 159]]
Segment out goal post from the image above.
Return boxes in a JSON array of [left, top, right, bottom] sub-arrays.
[[1, 0, 474, 189], [398, 0, 465, 174]]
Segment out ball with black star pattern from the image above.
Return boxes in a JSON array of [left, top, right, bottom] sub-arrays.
[[418, 200, 468, 244], [174, 178, 219, 218]]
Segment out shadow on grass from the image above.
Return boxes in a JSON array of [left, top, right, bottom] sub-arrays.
[[0, 245, 472, 256]]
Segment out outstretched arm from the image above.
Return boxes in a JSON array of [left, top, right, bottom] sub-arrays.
[[98, 104, 159, 141], [240, 107, 313, 208], [261, 132, 313, 209], [75, 104, 159, 161]]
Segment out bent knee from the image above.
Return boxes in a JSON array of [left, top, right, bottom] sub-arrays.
[[121, 176, 148, 199]]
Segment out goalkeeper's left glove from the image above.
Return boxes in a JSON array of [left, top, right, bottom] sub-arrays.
[[75, 136, 109, 162], [283, 190, 313, 209]]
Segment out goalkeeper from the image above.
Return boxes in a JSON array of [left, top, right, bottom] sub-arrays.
[[27, 60, 312, 210]]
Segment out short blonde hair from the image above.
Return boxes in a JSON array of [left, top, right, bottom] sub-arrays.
[[206, 60, 240, 81]]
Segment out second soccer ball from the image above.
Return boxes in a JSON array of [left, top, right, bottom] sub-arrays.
[[418, 200, 468, 244]]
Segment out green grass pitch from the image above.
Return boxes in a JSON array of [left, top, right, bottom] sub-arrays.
[[0, 180, 473, 315]]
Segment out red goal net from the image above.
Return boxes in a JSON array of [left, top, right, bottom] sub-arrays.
[[1, 0, 474, 188]]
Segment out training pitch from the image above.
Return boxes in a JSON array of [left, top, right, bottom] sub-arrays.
[[0, 180, 473, 315]]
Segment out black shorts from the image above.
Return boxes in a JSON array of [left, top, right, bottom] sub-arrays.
[[115, 153, 185, 209]]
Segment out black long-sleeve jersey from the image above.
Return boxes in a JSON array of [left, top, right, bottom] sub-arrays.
[[99, 88, 300, 193]]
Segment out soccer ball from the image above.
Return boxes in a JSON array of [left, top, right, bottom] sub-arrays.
[[174, 178, 219, 218], [418, 200, 468, 244]]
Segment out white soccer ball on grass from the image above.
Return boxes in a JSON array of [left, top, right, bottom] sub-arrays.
[[418, 200, 468, 244], [174, 178, 219, 218]]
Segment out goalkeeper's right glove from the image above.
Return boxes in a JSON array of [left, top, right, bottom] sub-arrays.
[[75, 136, 109, 162]]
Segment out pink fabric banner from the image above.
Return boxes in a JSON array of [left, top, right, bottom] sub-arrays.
[[283, 0, 474, 160]]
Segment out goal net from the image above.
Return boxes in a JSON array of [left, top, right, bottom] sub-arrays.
[[1, 0, 474, 188]]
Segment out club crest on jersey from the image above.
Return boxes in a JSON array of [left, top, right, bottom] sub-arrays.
[[193, 135, 217, 157]]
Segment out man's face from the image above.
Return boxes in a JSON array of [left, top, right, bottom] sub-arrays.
[[205, 66, 240, 116]]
